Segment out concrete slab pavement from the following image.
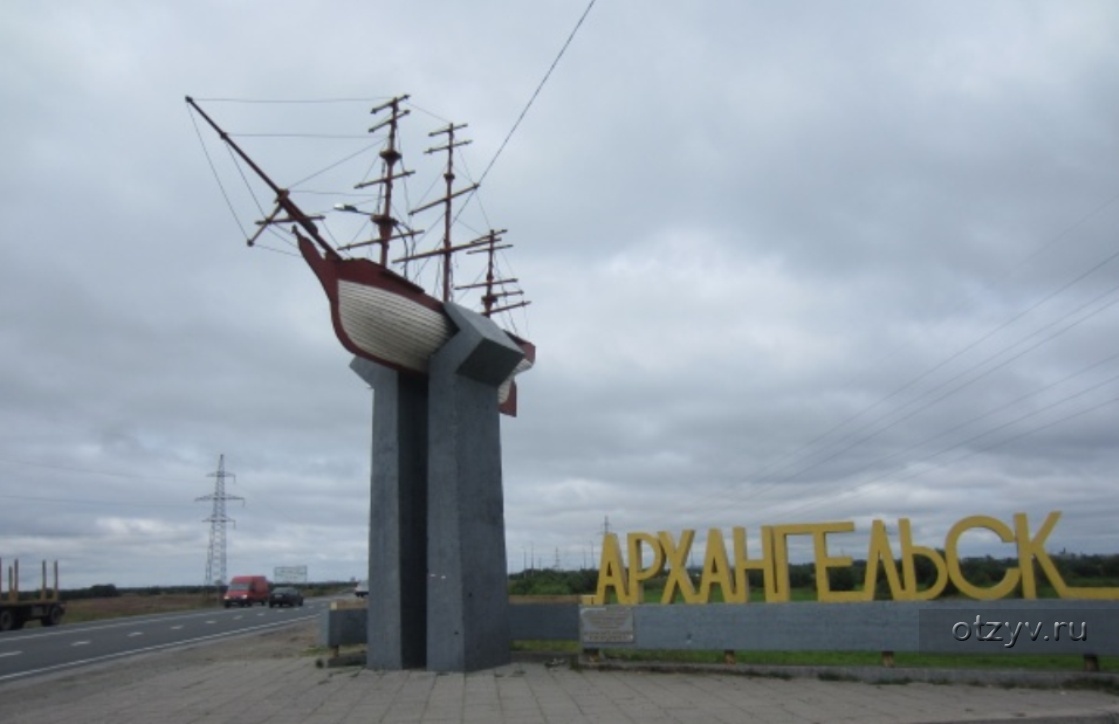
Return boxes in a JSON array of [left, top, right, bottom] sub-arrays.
[[2, 651, 1118, 723]]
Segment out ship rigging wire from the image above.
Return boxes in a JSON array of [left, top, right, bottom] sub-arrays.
[[188, 107, 251, 242], [477, 0, 597, 188], [450, 0, 597, 229]]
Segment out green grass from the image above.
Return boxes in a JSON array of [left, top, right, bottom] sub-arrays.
[[516, 640, 1116, 673]]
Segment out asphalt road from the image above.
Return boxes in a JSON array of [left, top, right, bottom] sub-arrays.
[[0, 599, 329, 683]]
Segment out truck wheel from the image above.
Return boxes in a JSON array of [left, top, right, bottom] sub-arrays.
[[41, 605, 63, 627], [0, 609, 12, 632]]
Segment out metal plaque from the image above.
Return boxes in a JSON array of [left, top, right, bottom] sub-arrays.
[[580, 606, 636, 644]]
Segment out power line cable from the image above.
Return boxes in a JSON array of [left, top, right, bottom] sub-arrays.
[[762, 393, 1119, 523], [0, 493, 193, 509], [743, 281, 1119, 499], [681, 219, 1119, 519], [824, 351, 1119, 491], [0, 455, 200, 484], [748, 364, 1119, 516]]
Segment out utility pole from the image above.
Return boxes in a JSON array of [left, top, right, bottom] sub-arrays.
[[197, 454, 244, 596]]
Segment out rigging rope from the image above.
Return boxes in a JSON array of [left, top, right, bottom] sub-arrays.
[[477, 0, 597, 187], [188, 106, 250, 240], [192, 97, 387, 104]]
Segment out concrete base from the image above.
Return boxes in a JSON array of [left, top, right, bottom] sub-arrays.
[[426, 303, 524, 673], [351, 302, 525, 673], [350, 358, 428, 670]]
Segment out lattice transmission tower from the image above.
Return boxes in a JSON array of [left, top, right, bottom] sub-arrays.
[[197, 454, 244, 592]]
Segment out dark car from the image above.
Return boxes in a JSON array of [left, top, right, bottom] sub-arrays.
[[269, 586, 304, 608]]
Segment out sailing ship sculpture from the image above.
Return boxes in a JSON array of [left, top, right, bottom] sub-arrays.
[[186, 95, 534, 414]]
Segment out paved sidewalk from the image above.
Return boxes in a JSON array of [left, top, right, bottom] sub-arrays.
[[2, 652, 1118, 724]]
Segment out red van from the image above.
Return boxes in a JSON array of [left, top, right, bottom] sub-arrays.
[[223, 575, 270, 607]]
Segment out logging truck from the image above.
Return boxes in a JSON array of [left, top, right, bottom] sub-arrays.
[[0, 559, 64, 632]]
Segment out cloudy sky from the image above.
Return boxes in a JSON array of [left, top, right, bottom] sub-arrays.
[[3, 1, 1119, 589]]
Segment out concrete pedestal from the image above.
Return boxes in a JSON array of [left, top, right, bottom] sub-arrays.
[[352, 302, 525, 673], [350, 358, 428, 670], [425, 304, 525, 672]]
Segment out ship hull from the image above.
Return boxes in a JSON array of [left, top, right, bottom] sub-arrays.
[[298, 237, 534, 415]]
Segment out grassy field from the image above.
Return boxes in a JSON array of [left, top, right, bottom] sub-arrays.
[[512, 639, 1114, 672], [62, 593, 224, 624], [596, 647, 1117, 672]]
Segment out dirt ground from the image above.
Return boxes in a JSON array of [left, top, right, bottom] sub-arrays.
[[61, 594, 227, 624]]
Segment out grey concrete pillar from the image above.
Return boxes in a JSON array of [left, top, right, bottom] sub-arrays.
[[350, 357, 428, 670], [425, 303, 525, 672]]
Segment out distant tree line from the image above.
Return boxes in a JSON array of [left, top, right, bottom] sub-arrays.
[[508, 568, 598, 596], [58, 581, 354, 601]]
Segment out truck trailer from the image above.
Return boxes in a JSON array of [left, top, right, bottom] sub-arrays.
[[0, 559, 65, 631]]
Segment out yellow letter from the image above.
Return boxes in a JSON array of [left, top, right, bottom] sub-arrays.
[[659, 530, 701, 604], [626, 532, 665, 604], [899, 518, 947, 600], [771, 523, 855, 602], [863, 519, 904, 600], [1017, 512, 1119, 600], [697, 528, 738, 603], [1016, 511, 1069, 598], [733, 526, 781, 602], [594, 532, 632, 604], [769, 524, 816, 602], [809, 521, 866, 603], [944, 515, 1020, 600]]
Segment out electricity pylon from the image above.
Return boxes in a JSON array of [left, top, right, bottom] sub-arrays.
[[197, 454, 244, 594]]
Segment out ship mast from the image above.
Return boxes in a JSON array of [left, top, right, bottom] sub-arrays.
[[405, 122, 479, 303], [338, 95, 418, 264], [460, 230, 530, 317]]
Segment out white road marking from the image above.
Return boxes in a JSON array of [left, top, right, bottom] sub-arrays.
[[170, 625, 183, 630], [0, 651, 21, 658], [0, 614, 317, 684], [128, 632, 143, 637], [71, 641, 91, 647], [205, 620, 217, 625]]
